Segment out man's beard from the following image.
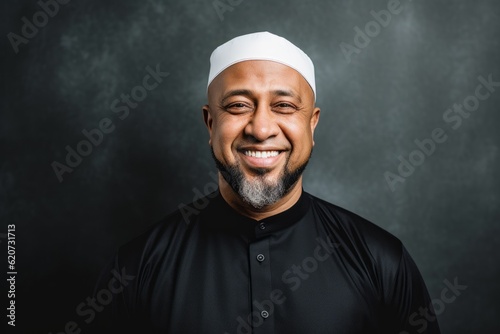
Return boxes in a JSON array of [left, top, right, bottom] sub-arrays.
[[211, 147, 311, 209]]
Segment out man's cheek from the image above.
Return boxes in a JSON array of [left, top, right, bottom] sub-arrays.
[[289, 150, 310, 168]]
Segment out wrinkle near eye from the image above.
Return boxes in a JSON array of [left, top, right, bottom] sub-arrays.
[[222, 102, 255, 114]]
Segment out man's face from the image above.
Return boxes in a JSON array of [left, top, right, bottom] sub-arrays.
[[203, 60, 320, 209]]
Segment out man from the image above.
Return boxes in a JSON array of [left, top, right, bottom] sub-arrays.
[[92, 32, 440, 333]]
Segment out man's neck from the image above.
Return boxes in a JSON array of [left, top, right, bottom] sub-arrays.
[[218, 175, 303, 221]]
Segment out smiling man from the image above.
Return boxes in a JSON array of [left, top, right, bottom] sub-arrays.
[[92, 32, 440, 334], [204, 55, 319, 219]]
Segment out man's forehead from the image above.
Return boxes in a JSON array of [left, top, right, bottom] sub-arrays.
[[207, 31, 316, 101], [211, 60, 310, 102]]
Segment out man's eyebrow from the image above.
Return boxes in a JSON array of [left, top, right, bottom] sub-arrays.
[[220, 89, 253, 104], [220, 89, 302, 104], [272, 89, 302, 103]]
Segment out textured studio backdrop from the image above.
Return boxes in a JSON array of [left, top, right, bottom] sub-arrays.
[[2, 0, 500, 332]]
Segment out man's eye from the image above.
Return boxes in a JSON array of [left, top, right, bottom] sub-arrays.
[[224, 103, 252, 113], [230, 103, 247, 108], [273, 102, 297, 113]]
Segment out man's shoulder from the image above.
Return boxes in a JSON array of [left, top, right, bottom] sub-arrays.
[[306, 192, 404, 263], [115, 192, 215, 263]]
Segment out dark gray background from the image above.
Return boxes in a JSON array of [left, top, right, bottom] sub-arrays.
[[2, 0, 499, 332]]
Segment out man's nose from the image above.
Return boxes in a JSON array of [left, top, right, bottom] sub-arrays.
[[244, 105, 280, 141]]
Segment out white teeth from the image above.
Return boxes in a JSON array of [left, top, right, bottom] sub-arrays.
[[244, 150, 280, 158]]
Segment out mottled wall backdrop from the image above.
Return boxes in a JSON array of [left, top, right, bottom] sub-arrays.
[[3, 0, 500, 332]]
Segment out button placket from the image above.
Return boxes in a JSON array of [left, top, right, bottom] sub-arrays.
[[248, 237, 274, 334]]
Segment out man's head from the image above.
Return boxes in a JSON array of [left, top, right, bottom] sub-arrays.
[[202, 32, 320, 212]]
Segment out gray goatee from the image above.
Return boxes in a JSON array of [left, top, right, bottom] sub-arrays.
[[211, 148, 310, 209]]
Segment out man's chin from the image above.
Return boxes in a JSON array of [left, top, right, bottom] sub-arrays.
[[242, 175, 279, 189], [211, 146, 310, 208], [242, 166, 278, 178]]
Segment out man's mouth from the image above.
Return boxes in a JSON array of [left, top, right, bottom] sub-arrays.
[[244, 150, 280, 159], [239, 149, 284, 169]]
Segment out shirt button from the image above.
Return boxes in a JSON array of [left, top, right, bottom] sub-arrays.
[[259, 223, 266, 230], [261, 310, 269, 319], [256, 254, 265, 262]]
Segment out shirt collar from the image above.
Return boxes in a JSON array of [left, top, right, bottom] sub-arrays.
[[201, 189, 311, 238]]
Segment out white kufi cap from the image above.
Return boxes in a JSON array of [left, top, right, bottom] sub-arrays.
[[207, 31, 316, 100]]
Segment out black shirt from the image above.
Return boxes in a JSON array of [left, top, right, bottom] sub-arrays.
[[91, 190, 440, 333]]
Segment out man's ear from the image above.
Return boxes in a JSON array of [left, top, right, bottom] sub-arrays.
[[202, 105, 213, 145], [310, 107, 320, 146]]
